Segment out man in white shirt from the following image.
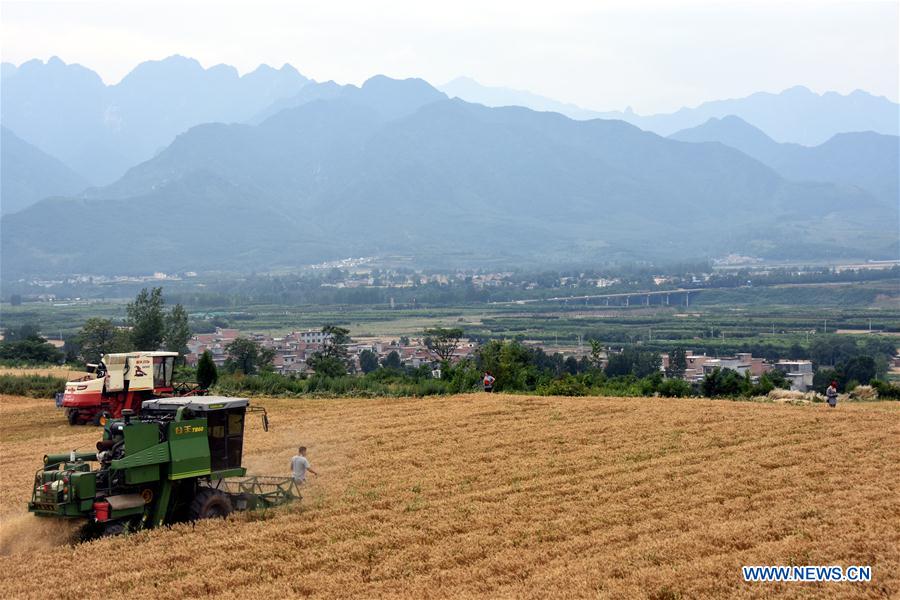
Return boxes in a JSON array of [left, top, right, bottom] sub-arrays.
[[290, 446, 318, 483]]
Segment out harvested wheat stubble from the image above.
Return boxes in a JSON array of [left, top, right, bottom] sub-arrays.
[[0, 393, 898, 599]]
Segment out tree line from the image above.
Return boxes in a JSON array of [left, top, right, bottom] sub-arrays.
[[0, 287, 190, 365]]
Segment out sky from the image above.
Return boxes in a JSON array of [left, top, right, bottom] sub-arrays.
[[1, 0, 897, 114]]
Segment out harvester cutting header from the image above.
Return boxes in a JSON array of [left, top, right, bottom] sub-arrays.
[[61, 351, 205, 425]]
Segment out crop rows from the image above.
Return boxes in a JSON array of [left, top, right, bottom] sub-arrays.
[[1, 392, 898, 598]]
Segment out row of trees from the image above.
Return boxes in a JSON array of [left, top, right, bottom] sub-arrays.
[[0, 324, 64, 363], [73, 288, 190, 363], [0, 287, 193, 365]]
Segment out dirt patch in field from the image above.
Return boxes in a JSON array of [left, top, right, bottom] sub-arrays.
[[0, 393, 897, 599]]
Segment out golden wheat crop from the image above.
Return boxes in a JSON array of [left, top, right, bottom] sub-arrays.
[[0, 367, 87, 379], [1, 392, 898, 599]]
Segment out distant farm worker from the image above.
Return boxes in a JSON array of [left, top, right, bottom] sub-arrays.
[[291, 446, 318, 484], [483, 371, 496, 393], [826, 381, 839, 408]]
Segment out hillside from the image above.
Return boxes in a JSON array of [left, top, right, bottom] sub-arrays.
[[670, 116, 900, 207], [1, 393, 897, 598], [3, 78, 894, 277], [0, 127, 89, 215]]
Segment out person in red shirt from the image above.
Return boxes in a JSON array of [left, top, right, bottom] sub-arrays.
[[483, 371, 496, 393]]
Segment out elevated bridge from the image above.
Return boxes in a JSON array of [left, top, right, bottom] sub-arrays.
[[489, 288, 706, 307]]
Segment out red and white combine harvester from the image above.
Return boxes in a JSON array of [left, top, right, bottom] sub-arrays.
[[60, 351, 205, 425]]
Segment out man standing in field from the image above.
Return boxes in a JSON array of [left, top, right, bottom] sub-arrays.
[[826, 380, 839, 408], [291, 446, 318, 483], [483, 371, 496, 393]]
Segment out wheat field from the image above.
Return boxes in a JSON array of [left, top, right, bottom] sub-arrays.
[[0, 392, 898, 599]]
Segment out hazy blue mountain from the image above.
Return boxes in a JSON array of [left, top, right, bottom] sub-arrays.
[[619, 86, 900, 145], [1, 56, 309, 184], [1, 126, 90, 215], [671, 116, 899, 206], [441, 79, 899, 146], [1, 62, 18, 80], [4, 77, 893, 278], [250, 75, 446, 124], [440, 77, 604, 120], [670, 115, 788, 160], [250, 80, 349, 123]]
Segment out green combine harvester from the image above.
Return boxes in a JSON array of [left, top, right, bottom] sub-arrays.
[[28, 396, 299, 538]]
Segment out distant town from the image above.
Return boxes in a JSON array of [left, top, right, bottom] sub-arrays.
[[184, 326, 883, 393]]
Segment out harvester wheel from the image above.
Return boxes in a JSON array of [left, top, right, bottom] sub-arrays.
[[189, 488, 233, 520], [100, 522, 126, 537], [66, 409, 79, 425]]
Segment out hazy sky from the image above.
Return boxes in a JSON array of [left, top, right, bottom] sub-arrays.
[[1, 0, 897, 114]]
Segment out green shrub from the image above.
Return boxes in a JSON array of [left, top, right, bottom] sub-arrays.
[[871, 380, 900, 400], [537, 375, 589, 396], [0, 374, 67, 398], [656, 378, 693, 398]]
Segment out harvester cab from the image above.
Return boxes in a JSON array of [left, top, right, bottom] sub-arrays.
[[29, 397, 295, 539], [61, 351, 206, 425]]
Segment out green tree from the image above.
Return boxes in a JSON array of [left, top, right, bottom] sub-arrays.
[[842, 356, 876, 386], [381, 350, 402, 370], [77, 318, 131, 363], [164, 304, 191, 358], [4, 323, 41, 341], [701, 367, 748, 397], [605, 348, 661, 378], [0, 324, 63, 364], [588, 339, 605, 370], [224, 337, 272, 375], [196, 350, 218, 389], [423, 327, 463, 362], [127, 287, 166, 350], [666, 347, 687, 378], [359, 349, 379, 374], [307, 325, 351, 377]]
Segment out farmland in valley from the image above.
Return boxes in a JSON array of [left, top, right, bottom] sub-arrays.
[[1, 392, 898, 598]]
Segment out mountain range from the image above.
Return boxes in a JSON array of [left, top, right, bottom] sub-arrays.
[[3, 75, 895, 278], [669, 116, 899, 208], [1, 55, 309, 184], [441, 78, 900, 146], [1, 58, 897, 278]]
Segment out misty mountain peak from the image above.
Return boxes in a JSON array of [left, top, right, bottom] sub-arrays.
[[781, 84, 813, 96], [354, 75, 447, 120]]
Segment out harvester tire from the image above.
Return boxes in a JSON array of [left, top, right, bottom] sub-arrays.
[[189, 488, 233, 520], [100, 522, 126, 537], [66, 409, 79, 426]]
